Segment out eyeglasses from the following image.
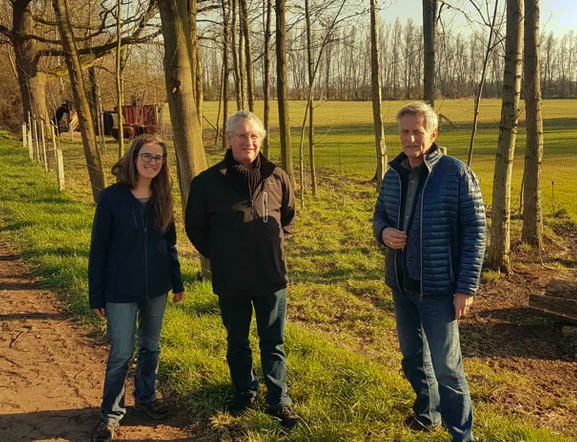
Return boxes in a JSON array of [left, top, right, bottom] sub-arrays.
[[231, 132, 262, 143], [138, 153, 166, 164]]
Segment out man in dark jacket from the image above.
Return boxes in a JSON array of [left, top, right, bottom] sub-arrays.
[[185, 111, 301, 428], [373, 102, 486, 442]]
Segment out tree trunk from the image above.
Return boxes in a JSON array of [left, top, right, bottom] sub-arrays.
[[423, 0, 437, 106], [275, 0, 294, 183], [263, 0, 272, 158], [231, 0, 242, 110], [522, 0, 544, 247], [12, 1, 51, 138], [371, 0, 387, 190], [189, 0, 203, 126], [305, 0, 317, 196], [52, 0, 106, 203], [157, 0, 208, 207], [240, 0, 255, 112], [488, 0, 523, 272], [221, 0, 230, 150], [116, 0, 124, 157]]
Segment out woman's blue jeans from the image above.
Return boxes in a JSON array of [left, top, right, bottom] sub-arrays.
[[218, 289, 291, 410], [392, 290, 474, 442], [100, 294, 167, 423]]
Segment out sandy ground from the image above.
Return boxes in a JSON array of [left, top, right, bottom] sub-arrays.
[[0, 243, 190, 442]]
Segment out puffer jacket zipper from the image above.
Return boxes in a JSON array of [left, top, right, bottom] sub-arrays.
[[389, 167, 402, 293], [419, 168, 432, 296]]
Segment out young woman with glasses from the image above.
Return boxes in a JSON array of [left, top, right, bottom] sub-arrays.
[[88, 134, 185, 442]]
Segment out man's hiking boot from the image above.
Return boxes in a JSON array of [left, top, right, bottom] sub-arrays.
[[134, 399, 169, 420], [267, 405, 303, 429], [404, 415, 439, 432], [92, 419, 119, 442], [231, 393, 257, 415]]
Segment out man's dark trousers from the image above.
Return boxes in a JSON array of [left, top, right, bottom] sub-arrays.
[[218, 288, 291, 410]]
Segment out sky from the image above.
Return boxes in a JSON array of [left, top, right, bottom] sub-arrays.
[[381, 0, 577, 37]]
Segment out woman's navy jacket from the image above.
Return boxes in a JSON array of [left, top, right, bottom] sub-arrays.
[[88, 184, 184, 309], [373, 145, 486, 297]]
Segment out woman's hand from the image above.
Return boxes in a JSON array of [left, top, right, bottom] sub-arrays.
[[172, 291, 185, 303], [93, 308, 106, 318]]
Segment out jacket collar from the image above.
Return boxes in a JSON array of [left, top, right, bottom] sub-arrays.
[[389, 142, 444, 172]]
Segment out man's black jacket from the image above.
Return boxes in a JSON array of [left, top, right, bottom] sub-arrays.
[[185, 153, 296, 297]]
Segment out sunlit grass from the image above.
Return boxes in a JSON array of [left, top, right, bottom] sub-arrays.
[[2, 96, 577, 441]]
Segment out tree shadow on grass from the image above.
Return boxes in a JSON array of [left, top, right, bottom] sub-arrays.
[[460, 307, 575, 361], [0, 312, 66, 322], [0, 407, 191, 442]]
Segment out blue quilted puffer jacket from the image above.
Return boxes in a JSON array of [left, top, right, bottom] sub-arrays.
[[373, 145, 487, 297]]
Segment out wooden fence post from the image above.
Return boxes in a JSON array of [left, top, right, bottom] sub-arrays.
[[27, 125, 33, 160], [40, 119, 48, 172], [31, 117, 39, 162], [22, 123, 27, 149], [56, 149, 65, 191], [50, 124, 58, 170]]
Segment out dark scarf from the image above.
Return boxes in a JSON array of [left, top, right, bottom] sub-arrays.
[[226, 149, 262, 197]]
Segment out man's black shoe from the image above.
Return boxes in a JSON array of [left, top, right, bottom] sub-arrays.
[[404, 415, 438, 432], [231, 393, 257, 415], [267, 405, 303, 429], [93, 419, 119, 442], [134, 399, 169, 420]]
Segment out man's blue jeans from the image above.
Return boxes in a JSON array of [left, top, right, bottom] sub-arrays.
[[392, 290, 474, 442], [101, 294, 167, 423], [218, 289, 291, 410]]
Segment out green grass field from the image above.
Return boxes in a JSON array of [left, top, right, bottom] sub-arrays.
[[1, 99, 577, 441], [200, 99, 577, 219]]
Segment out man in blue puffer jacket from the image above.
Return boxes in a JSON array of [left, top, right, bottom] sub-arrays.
[[373, 102, 486, 442]]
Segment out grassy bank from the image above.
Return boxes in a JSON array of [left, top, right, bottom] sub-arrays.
[[1, 97, 576, 442]]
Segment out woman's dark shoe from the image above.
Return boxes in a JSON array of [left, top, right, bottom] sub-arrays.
[[93, 419, 119, 442], [134, 399, 169, 420]]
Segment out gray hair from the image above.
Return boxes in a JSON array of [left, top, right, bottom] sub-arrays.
[[226, 110, 267, 139], [396, 102, 438, 135]]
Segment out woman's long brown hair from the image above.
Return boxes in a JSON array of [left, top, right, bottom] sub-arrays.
[[111, 134, 173, 233]]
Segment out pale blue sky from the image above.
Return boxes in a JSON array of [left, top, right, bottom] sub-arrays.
[[381, 0, 577, 36]]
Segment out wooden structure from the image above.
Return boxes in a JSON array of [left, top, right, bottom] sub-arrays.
[[529, 279, 577, 359], [528, 278, 577, 325]]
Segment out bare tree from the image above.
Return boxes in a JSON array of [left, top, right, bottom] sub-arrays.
[[52, 0, 106, 202], [370, 0, 386, 190], [275, 0, 294, 183], [488, 0, 523, 272], [3, 0, 160, 139], [262, 0, 272, 157], [423, 0, 437, 105], [522, 0, 543, 246], [221, 0, 230, 150], [116, 0, 124, 157], [468, 0, 501, 166], [230, 0, 242, 110], [239, 0, 254, 112], [157, 0, 208, 207]]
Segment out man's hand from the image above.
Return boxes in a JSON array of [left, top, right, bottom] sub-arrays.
[[454, 293, 474, 320], [93, 308, 106, 318], [381, 227, 407, 250], [172, 291, 185, 303]]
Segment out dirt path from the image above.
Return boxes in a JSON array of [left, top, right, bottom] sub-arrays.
[[0, 243, 191, 442]]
